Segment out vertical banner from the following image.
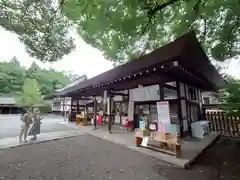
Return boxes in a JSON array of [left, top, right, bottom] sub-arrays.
[[157, 101, 171, 132], [103, 90, 107, 105], [103, 90, 108, 115], [128, 101, 134, 121]]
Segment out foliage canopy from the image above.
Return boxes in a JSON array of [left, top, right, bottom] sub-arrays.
[[63, 0, 240, 64], [0, 0, 75, 62], [0, 57, 79, 98], [220, 79, 240, 117]]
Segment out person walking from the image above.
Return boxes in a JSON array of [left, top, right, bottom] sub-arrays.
[[28, 107, 42, 141], [19, 108, 33, 143]]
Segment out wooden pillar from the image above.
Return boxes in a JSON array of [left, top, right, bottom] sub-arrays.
[[103, 90, 107, 123], [70, 98, 73, 122], [85, 99, 88, 118], [108, 90, 112, 134], [176, 81, 183, 136], [120, 102, 122, 125], [93, 95, 97, 130], [9, 105, 12, 114], [76, 98, 80, 114]]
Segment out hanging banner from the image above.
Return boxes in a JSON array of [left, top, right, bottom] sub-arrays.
[[128, 101, 134, 121], [157, 101, 171, 132], [103, 90, 107, 105]]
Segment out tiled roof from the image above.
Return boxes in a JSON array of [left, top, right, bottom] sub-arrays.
[[0, 97, 16, 105]]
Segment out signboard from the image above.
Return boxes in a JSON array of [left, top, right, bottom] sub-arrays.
[[157, 101, 170, 132], [157, 101, 170, 124], [141, 137, 149, 147]]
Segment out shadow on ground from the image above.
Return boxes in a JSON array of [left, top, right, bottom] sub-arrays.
[[191, 136, 240, 180]]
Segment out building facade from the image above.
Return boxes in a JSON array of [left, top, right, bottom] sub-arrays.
[[52, 75, 87, 114], [202, 91, 219, 105], [0, 97, 22, 114], [58, 32, 224, 137]]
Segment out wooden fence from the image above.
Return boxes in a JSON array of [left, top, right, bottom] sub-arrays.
[[204, 112, 240, 137]]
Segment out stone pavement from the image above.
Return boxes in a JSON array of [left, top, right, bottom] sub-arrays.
[[0, 130, 85, 149], [75, 125, 219, 168], [0, 114, 75, 139], [0, 135, 216, 180]]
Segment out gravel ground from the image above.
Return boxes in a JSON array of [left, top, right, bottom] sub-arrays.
[[0, 134, 217, 180]]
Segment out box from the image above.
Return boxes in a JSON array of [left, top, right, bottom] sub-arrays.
[[154, 131, 165, 141]]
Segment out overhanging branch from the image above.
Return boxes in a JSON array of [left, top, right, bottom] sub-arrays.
[[148, 0, 180, 17], [142, 0, 181, 34]]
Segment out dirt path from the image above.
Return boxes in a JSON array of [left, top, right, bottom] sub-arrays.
[[193, 136, 240, 180]]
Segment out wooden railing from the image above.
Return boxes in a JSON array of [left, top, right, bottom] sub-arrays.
[[203, 112, 240, 137]]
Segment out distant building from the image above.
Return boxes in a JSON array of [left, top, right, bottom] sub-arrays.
[[0, 97, 21, 114], [202, 91, 219, 105], [52, 75, 87, 115]]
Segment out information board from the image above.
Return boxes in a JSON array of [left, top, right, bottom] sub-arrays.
[[157, 101, 171, 124]]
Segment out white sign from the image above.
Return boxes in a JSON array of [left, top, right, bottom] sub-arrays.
[[128, 101, 134, 120], [103, 90, 107, 104], [129, 85, 160, 102], [157, 101, 171, 124], [141, 137, 149, 147]]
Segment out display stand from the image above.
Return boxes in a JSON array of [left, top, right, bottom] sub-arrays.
[[76, 112, 89, 126], [135, 126, 181, 157], [135, 101, 182, 158]]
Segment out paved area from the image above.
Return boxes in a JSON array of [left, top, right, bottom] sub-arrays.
[[0, 114, 73, 139], [78, 125, 220, 168], [0, 130, 84, 149], [0, 135, 215, 180]]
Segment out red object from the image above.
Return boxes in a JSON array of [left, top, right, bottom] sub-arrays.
[[125, 119, 133, 129], [136, 137, 142, 146], [98, 115, 103, 125]]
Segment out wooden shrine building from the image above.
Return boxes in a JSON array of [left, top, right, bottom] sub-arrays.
[[58, 32, 225, 136]]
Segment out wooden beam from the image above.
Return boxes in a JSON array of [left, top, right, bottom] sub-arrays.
[[176, 81, 183, 136], [108, 89, 112, 134]]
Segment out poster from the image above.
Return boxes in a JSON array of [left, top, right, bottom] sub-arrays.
[[141, 137, 149, 147], [157, 101, 170, 124], [157, 101, 170, 132]]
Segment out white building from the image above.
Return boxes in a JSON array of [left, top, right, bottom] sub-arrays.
[[52, 75, 87, 114]]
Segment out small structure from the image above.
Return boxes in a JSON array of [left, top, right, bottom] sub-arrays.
[[56, 32, 224, 164], [0, 97, 21, 114]]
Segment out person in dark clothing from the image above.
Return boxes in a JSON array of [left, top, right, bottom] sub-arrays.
[[28, 108, 42, 140]]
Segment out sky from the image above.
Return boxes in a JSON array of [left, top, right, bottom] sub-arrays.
[[0, 27, 239, 79], [0, 28, 113, 78]]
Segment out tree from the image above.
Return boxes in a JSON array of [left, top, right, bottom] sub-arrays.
[[63, 0, 240, 64], [0, 58, 78, 98], [0, 0, 75, 62], [16, 78, 43, 107], [0, 59, 25, 95], [220, 79, 240, 117]]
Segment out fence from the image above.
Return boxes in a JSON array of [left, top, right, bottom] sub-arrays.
[[204, 112, 240, 137]]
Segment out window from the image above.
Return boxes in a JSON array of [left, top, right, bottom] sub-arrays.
[[203, 97, 210, 104], [163, 87, 177, 100]]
